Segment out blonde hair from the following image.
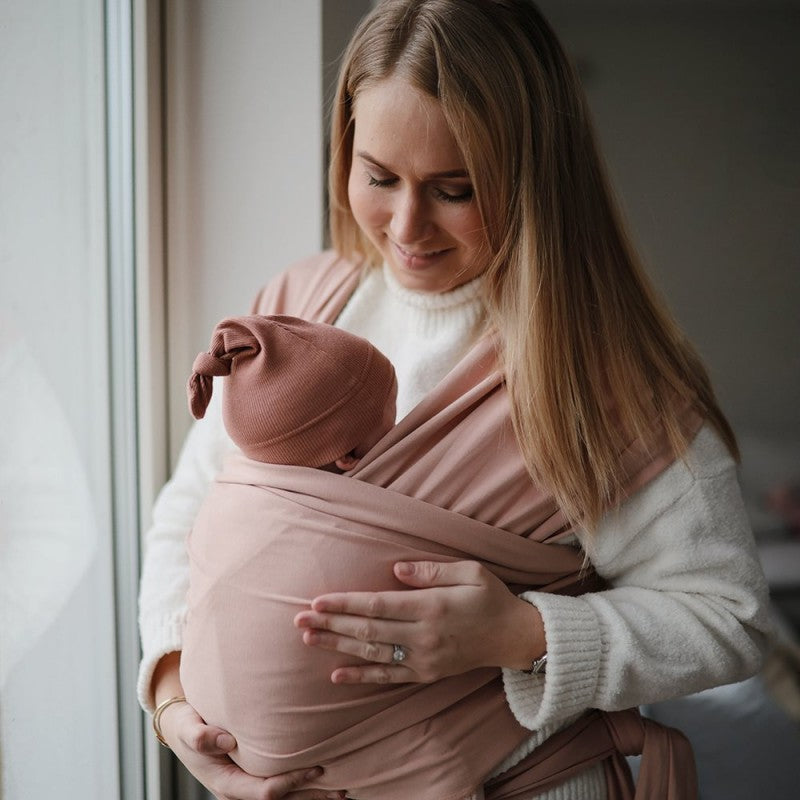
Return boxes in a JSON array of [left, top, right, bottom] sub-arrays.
[[330, 0, 737, 529]]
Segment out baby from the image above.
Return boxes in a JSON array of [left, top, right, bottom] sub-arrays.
[[179, 316, 521, 799], [187, 314, 397, 470], [181, 314, 406, 787]]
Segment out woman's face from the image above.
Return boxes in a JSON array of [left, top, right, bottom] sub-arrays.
[[348, 76, 489, 293]]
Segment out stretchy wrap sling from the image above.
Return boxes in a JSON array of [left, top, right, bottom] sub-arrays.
[[180, 252, 700, 800]]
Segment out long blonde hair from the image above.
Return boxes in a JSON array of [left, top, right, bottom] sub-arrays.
[[329, 0, 737, 529]]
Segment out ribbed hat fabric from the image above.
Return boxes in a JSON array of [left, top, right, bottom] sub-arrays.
[[187, 315, 397, 467]]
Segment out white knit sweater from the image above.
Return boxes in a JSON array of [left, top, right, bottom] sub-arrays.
[[137, 264, 770, 800]]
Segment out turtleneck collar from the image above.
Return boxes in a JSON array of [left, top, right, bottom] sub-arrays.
[[380, 263, 484, 311]]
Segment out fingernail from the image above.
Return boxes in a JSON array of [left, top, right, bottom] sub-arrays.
[[395, 562, 414, 576], [216, 733, 235, 750], [305, 767, 324, 780]]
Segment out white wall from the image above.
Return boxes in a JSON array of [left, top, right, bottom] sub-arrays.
[[165, 0, 326, 460]]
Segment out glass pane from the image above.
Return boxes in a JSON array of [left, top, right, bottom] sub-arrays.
[[0, 1, 120, 797]]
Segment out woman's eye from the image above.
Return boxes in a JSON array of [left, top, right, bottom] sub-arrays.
[[433, 186, 474, 204], [367, 174, 397, 188]]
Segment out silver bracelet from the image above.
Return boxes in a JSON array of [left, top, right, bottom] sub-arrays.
[[523, 652, 547, 675]]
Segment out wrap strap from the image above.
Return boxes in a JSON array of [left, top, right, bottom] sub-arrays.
[[484, 708, 697, 800]]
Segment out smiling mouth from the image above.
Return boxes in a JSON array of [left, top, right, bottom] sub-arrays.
[[392, 242, 450, 260]]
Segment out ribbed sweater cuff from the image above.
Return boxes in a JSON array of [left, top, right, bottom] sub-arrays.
[[136, 613, 186, 713], [502, 591, 601, 731]]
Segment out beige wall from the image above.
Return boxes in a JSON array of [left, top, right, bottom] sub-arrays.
[[538, 0, 800, 452], [165, 0, 327, 459]]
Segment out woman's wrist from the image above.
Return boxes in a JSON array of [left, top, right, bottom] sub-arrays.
[[152, 650, 184, 706], [150, 652, 192, 748], [153, 695, 188, 746], [502, 596, 547, 671]]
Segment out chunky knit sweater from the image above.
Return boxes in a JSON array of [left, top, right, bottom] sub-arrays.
[[138, 260, 769, 800]]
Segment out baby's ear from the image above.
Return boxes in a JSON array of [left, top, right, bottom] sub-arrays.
[[334, 452, 360, 472]]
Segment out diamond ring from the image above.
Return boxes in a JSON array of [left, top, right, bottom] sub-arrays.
[[391, 644, 408, 663]]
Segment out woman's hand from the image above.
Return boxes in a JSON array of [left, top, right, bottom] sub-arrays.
[[151, 652, 344, 800], [156, 699, 346, 800], [293, 560, 546, 685]]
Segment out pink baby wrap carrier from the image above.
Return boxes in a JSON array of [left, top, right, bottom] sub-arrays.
[[180, 252, 700, 800]]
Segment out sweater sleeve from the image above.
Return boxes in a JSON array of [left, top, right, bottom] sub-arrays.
[[136, 388, 234, 712], [502, 423, 772, 732]]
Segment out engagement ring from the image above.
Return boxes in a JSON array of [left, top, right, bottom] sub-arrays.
[[392, 644, 407, 663]]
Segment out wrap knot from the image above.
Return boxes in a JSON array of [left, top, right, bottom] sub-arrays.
[[187, 351, 233, 420], [601, 708, 646, 757]]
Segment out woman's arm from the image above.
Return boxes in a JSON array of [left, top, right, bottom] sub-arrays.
[[139, 392, 344, 800], [137, 388, 232, 711], [503, 423, 771, 732], [297, 424, 770, 739]]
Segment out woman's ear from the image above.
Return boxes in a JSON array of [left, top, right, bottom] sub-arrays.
[[334, 452, 360, 472]]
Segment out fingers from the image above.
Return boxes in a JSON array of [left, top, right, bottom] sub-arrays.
[[393, 559, 485, 588], [161, 701, 237, 756], [295, 608, 408, 649], [254, 767, 344, 800], [307, 589, 419, 620], [302, 627, 402, 662], [163, 701, 345, 800], [181, 719, 236, 756], [330, 663, 416, 685], [203, 761, 345, 800], [197, 727, 236, 755]]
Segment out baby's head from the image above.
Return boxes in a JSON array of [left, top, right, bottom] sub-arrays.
[[188, 315, 397, 470]]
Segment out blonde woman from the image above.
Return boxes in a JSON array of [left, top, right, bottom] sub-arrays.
[[139, 2, 770, 798]]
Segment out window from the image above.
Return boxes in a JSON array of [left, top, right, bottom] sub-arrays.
[[0, 1, 142, 797]]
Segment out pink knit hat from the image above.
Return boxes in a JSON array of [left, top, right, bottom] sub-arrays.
[[187, 315, 397, 467]]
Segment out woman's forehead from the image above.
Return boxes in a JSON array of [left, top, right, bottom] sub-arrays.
[[351, 77, 467, 177]]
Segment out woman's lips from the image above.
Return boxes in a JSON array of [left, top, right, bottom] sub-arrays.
[[391, 241, 451, 269]]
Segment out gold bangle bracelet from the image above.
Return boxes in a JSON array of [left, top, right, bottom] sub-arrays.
[[152, 695, 187, 747]]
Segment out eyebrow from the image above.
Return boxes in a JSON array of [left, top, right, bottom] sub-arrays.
[[355, 150, 469, 180]]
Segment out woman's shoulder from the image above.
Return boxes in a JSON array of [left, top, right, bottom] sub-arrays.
[[250, 250, 365, 319]]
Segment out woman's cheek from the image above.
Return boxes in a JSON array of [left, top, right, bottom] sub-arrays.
[[349, 183, 385, 242]]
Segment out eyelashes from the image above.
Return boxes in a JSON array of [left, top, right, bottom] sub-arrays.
[[433, 186, 474, 204], [367, 174, 473, 204], [367, 175, 395, 188]]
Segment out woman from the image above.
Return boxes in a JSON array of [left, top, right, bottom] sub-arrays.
[[138, 1, 770, 798]]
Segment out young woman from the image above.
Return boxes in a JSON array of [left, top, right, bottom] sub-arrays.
[[138, 2, 770, 798]]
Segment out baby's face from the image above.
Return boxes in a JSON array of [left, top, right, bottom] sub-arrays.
[[334, 452, 360, 473], [317, 452, 361, 474]]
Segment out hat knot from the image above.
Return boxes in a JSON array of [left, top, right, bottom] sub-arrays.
[[188, 351, 233, 419]]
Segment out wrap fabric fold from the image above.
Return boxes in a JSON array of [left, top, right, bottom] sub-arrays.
[[180, 252, 701, 800]]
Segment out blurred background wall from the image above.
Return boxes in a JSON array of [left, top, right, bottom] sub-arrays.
[[539, 0, 799, 446]]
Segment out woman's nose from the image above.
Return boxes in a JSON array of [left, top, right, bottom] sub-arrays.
[[389, 190, 433, 244]]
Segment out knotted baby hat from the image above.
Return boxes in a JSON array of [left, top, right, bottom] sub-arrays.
[[188, 315, 397, 467]]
